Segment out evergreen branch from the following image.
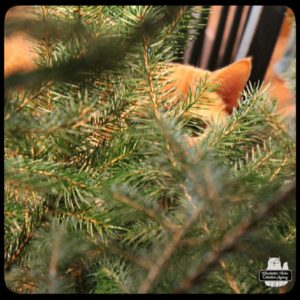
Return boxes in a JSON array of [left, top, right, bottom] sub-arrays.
[[54, 210, 126, 241], [26, 169, 88, 189], [158, 119, 207, 200], [6, 105, 95, 135], [5, 233, 33, 271], [235, 138, 295, 183], [219, 259, 241, 294], [205, 109, 249, 150], [252, 149, 274, 169], [179, 183, 197, 211], [142, 37, 160, 119], [5, 81, 53, 121], [102, 267, 131, 294], [98, 153, 131, 173], [174, 180, 295, 293], [166, 6, 189, 35], [5, 158, 99, 196], [93, 242, 152, 270], [94, 255, 135, 293], [257, 104, 288, 137], [121, 219, 165, 248], [112, 192, 176, 232], [269, 156, 289, 182], [138, 203, 204, 293], [5, 205, 48, 271], [39, 6, 55, 68]]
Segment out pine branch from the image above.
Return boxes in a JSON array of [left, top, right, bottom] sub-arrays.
[[5, 204, 48, 271], [112, 192, 176, 232], [138, 202, 204, 293], [219, 259, 241, 294]]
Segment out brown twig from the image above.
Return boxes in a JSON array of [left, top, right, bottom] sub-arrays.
[[219, 259, 241, 294], [5, 232, 33, 271], [143, 36, 160, 120]]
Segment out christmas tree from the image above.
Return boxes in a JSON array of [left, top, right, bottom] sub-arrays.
[[5, 6, 295, 293]]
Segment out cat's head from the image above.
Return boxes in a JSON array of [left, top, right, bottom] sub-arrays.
[[165, 57, 252, 123]]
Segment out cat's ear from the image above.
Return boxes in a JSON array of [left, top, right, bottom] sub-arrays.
[[210, 57, 252, 113]]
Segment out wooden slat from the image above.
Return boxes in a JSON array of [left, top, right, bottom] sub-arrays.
[[220, 6, 244, 67], [239, 5, 252, 50], [207, 6, 229, 70], [235, 6, 263, 60], [187, 5, 210, 66]]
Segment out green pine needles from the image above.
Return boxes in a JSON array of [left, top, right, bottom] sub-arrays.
[[4, 6, 295, 294]]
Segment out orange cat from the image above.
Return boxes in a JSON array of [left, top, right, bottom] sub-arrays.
[[161, 58, 252, 123]]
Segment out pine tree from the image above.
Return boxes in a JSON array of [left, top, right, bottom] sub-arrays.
[[5, 6, 295, 294]]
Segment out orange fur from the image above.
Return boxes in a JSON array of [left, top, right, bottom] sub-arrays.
[[163, 58, 252, 122], [5, 6, 38, 78], [4, 33, 38, 78]]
